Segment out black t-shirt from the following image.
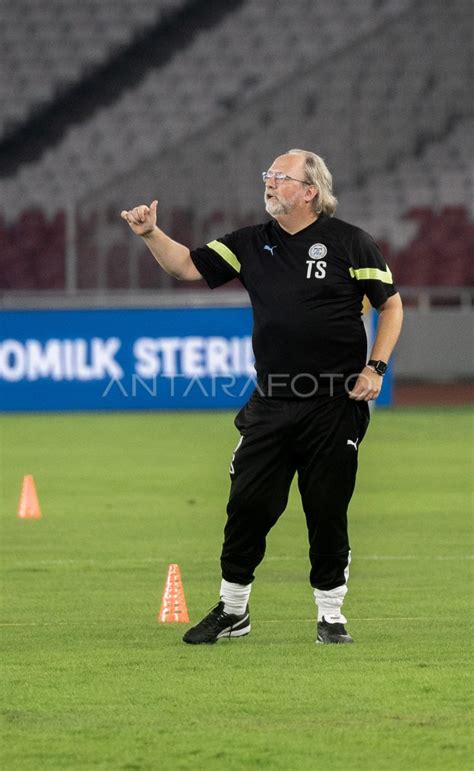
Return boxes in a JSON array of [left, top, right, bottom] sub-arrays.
[[190, 215, 398, 397]]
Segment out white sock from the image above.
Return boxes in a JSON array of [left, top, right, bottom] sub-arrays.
[[314, 552, 351, 623], [314, 584, 348, 624], [220, 579, 252, 615]]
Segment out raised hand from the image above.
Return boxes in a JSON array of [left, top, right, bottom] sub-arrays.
[[120, 200, 158, 236]]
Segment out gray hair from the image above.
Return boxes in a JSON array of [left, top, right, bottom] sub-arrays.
[[287, 149, 338, 216]]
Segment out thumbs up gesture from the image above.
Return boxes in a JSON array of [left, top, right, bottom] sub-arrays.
[[120, 199, 158, 237]]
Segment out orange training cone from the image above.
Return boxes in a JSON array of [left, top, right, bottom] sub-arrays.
[[158, 564, 190, 623], [17, 475, 42, 519]]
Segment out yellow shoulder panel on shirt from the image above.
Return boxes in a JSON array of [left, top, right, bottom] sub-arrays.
[[207, 240, 241, 274], [349, 265, 393, 284]]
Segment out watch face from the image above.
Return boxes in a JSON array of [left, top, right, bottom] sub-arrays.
[[369, 360, 387, 375]]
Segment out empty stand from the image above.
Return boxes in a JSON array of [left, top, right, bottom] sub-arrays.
[[1, 0, 417, 212], [0, 0, 472, 292], [0, 0, 187, 139]]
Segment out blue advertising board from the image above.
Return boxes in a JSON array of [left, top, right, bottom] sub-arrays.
[[0, 307, 392, 412]]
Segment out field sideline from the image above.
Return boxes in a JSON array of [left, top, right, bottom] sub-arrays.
[[1, 407, 472, 770]]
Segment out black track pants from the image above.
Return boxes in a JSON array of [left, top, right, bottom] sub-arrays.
[[220, 391, 370, 590]]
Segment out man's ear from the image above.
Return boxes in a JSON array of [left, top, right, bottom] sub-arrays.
[[306, 186, 319, 204]]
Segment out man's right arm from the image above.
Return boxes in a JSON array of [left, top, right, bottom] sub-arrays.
[[120, 199, 203, 281]]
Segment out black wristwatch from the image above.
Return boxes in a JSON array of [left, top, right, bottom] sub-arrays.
[[367, 359, 388, 376]]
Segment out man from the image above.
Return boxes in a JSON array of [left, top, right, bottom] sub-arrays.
[[121, 149, 403, 645]]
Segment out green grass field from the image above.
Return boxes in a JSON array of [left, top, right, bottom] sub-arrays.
[[1, 407, 472, 770]]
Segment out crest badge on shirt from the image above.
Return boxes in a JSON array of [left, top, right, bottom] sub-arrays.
[[308, 243, 327, 259], [306, 243, 328, 279]]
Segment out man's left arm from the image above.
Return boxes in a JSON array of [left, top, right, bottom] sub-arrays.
[[349, 293, 404, 401]]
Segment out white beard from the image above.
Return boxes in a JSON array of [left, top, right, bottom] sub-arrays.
[[264, 195, 289, 216]]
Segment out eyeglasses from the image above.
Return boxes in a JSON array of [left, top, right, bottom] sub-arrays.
[[262, 170, 312, 185]]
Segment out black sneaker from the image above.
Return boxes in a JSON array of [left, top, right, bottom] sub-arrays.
[[182, 601, 250, 645], [317, 616, 354, 644]]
